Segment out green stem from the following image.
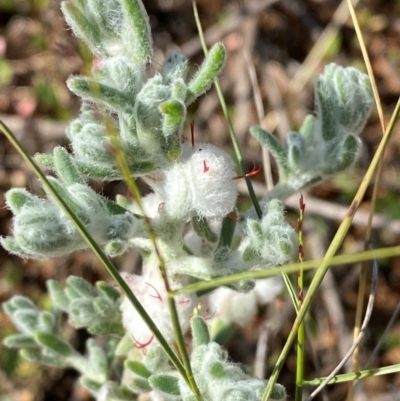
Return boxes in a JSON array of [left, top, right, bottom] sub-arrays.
[[302, 363, 400, 386], [295, 323, 305, 401], [192, 2, 262, 219]]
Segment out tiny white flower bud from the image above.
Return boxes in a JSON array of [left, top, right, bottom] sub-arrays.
[[155, 143, 238, 220], [120, 269, 196, 352], [208, 277, 283, 326], [188, 144, 237, 217]]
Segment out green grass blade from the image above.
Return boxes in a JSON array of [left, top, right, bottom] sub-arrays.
[[344, 4, 385, 397], [171, 244, 400, 296], [281, 270, 298, 312], [302, 363, 400, 386]]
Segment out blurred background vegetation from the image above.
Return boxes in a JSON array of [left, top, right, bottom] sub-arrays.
[[1, 0, 400, 400]]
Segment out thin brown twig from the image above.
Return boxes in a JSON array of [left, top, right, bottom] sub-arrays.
[[237, 181, 400, 234], [289, 0, 362, 94], [306, 256, 379, 401], [254, 321, 270, 379], [365, 299, 400, 368], [181, 0, 279, 57], [244, 51, 274, 191], [231, 16, 258, 143], [261, 62, 291, 143]]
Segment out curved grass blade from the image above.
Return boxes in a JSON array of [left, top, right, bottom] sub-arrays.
[[171, 243, 400, 296], [344, 3, 385, 396]]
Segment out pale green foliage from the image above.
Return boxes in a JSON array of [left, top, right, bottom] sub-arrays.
[[47, 276, 123, 335], [241, 199, 296, 265], [3, 277, 158, 398], [1, 147, 143, 258], [149, 317, 286, 401], [1, 0, 374, 400], [251, 63, 373, 201]]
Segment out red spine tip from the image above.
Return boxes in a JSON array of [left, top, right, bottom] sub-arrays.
[[232, 163, 261, 180], [190, 121, 195, 148], [145, 282, 162, 301]]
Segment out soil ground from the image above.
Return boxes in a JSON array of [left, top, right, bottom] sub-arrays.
[[1, 1, 400, 400]]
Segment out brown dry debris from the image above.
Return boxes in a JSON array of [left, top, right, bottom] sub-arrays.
[[1, 1, 400, 400]]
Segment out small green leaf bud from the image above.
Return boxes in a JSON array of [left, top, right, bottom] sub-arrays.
[[67, 276, 99, 298], [47, 280, 71, 311], [5, 188, 39, 214], [332, 133, 360, 172], [6, 295, 37, 312], [186, 43, 226, 104], [159, 99, 186, 161], [3, 334, 37, 349], [124, 360, 152, 379], [209, 361, 225, 379], [96, 281, 120, 302], [69, 298, 96, 326], [79, 377, 103, 393], [270, 383, 287, 401], [12, 310, 39, 335], [86, 339, 108, 381], [191, 315, 211, 347], [34, 152, 54, 169], [162, 51, 188, 83], [119, 0, 152, 62], [0, 236, 38, 258], [106, 213, 135, 240], [61, 1, 103, 53], [105, 239, 126, 256], [20, 348, 66, 368], [287, 132, 304, 169], [67, 76, 133, 112], [64, 286, 81, 302], [171, 78, 187, 100], [249, 127, 289, 178], [34, 331, 74, 357], [93, 297, 113, 316], [38, 311, 56, 333], [53, 146, 85, 185], [191, 216, 218, 243], [299, 114, 315, 139], [97, 55, 142, 96], [12, 204, 78, 258], [130, 376, 152, 393], [149, 373, 180, 396]]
